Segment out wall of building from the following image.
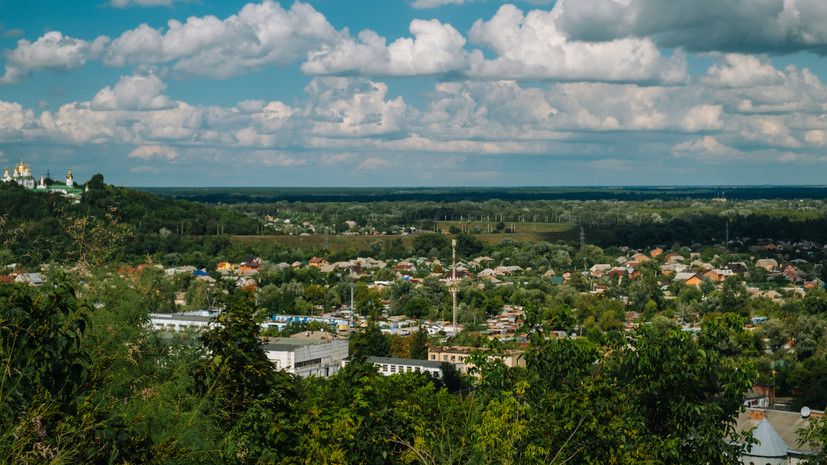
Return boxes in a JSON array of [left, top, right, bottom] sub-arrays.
[[265, 339, 349, 378]]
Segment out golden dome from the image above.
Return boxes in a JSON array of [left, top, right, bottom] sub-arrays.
[[66, 169, 73, 180]]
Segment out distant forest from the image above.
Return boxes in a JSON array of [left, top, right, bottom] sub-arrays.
[[138, 186, 827, 204]]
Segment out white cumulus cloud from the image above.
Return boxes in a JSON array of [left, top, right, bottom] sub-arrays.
[[1, 31, 110, 84], [303, 19, 469, 77], [466, 5, 686, 83], [128, 145, 179, 159], [703, 54, 784, 88], [91, 74, 175, 111], [105, 0, 339, 79], [304, 77, 408, 137]]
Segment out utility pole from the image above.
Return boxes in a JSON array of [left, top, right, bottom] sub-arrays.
[[451, 239, 457, 335], [725, 220, 729, 246]]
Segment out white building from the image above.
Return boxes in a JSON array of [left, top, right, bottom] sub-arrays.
[[149, 310, 218, 332], [263, 335, 348, 378], [367, 356, 462, 378], [4, 158, 83, 197]]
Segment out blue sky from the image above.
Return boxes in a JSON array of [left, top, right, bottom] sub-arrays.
[[2, 0, 827, 187]]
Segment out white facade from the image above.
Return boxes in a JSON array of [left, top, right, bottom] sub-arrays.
[[367, 356, 462, 378], [264, 338, 349, 378], [149, 310, 218, 332]]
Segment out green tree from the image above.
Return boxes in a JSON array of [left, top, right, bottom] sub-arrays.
[[403, 296, 432, 319], [410, 325, 429, 360], [612, 321, 758, 464], [195, 287, 297, 463], [719, 275, 750, 316], [350, 322, 390, 358]]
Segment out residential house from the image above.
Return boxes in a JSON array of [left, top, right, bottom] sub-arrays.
[[725, 262, 749, 274], [495, 265, 523, 275], [673, 272, 701, 286], [703, 269, 728, 282], [756, 258, 779, 272], [589, 264, 612, 277], [238, 257, 262, 275], [664, 253, 684, 264], [167, 265, 197, 276], [478, 268, 499, 278], [685, 274, 704, 287], [777, 264, 800, 281], [629, 253, 650, 266], [216, 262, 235, 274], [308, 257, 328, 268], [395, 262, 417, 274], [15, 272, 44, 286]]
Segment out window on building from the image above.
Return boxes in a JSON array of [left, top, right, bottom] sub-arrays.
[[295, 358, 322, 369], [391, 365, 396, 373]]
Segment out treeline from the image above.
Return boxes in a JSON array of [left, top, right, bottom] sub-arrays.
[[0, 177, 260, 267], [144, 186, 827, 203]]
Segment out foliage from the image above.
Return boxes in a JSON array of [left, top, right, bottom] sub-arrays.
[[196, 286, 297, 463]]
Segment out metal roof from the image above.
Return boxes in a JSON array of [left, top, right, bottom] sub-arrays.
[[744, 419, 788, 458]]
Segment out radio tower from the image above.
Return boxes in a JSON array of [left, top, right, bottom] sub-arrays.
[[579, 226, 586, 248], [324, 227, 329, 250]]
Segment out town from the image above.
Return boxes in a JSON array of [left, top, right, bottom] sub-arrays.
[[3, 176, 827, 464]]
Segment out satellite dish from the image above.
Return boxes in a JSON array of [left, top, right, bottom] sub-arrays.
[[801, 406, 811, 418]]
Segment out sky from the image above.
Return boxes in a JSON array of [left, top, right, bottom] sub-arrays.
[[2, 0, 827, 187]]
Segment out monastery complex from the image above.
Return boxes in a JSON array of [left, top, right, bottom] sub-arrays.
[[3, 158, 84, 198]]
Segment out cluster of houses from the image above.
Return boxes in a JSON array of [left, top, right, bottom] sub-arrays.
[[262, 215, 318, 235]]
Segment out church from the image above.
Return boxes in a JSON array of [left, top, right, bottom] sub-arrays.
[[3, 158, 85, 198]]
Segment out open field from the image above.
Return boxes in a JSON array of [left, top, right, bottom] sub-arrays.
[[228, 221, 597, 253]]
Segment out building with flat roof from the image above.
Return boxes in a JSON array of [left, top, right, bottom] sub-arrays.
[[263, 335, 348, 378], [149, 310, 218, 333], [427, 346, 525, 374], [367, 356, 462, 378]]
